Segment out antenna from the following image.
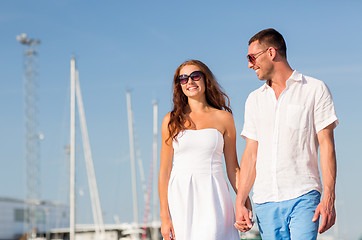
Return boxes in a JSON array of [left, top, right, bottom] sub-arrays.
[[17, 33, 41, 239]]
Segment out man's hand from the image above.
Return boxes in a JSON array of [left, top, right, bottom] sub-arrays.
[[234, 204, 254, 232], [312, 196, 336, 234]]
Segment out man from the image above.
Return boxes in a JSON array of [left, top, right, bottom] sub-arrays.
[[234, 28, 338, 240]]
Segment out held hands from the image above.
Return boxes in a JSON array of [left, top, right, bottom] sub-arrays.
[[234, 204, 254, 232], [312, 197, 336, 234], [161, 218, 176, 240]]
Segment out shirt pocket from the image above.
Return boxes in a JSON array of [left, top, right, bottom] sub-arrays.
[[286, 104, 309, 130]]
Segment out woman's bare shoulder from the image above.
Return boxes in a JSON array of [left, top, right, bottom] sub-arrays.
[[162, 112, 172, 122], [214, 109, 233, 121], [208, 109, 234, 134]]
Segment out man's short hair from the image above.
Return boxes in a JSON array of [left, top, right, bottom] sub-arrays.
[[249, 28, 287, 58]]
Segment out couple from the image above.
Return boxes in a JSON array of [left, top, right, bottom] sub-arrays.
[[158, 28, 338, 240]]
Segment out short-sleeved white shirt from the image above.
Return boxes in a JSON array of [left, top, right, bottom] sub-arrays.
[[241, 70, 338, 204]]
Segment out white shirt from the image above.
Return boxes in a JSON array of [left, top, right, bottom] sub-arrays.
[[241, 70, 338, 204]]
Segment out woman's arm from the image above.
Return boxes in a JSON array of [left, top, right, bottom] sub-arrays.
[[222, 111, 254, 199], [222, 111, 239, 193], [158, 113, 175, 240]]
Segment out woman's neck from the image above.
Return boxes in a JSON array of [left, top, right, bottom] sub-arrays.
[[187, 97, 209, 113]]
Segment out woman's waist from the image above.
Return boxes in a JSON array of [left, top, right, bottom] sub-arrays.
[[171, 161, 224, 174]]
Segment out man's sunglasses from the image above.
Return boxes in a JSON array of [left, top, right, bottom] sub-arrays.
[[247, 48, 277, 64], [177, 71, 204, 85]]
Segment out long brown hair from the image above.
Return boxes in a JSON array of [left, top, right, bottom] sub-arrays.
[[167, 60, 231, 142]]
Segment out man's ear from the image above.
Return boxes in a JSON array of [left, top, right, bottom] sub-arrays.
[[269, 47, 278, 61]]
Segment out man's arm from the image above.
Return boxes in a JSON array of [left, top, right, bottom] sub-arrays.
[[234, 138, 258, 232], [313, 123, 337, 234]]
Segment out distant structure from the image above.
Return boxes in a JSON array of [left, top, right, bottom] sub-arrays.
[[69, 57, 106, 240], [0, 197, 69, 240], [16, 33, 42, 239]]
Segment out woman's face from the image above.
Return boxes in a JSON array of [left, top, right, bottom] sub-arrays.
[[178, 64, 206, 99]]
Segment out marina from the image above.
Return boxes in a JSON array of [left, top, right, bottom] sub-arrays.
[[2, 34, 342, 240], [2, 2, 362, 238], [2, 35, 264, 240], [5, 40, 163, 239]]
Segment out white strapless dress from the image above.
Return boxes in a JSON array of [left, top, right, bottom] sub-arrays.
[[167, 129, 239, 240]]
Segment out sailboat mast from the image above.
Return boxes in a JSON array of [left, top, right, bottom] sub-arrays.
[[75, 70, 106, 238], [69, 57, 76, 240], [152, 100, 159, 240], [126, 91, 139, 224]]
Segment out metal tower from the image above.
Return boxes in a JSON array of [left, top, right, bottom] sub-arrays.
[[16, 33, 41, 239]]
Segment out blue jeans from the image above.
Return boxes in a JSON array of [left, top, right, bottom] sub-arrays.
[[254, 190, 321, 240]]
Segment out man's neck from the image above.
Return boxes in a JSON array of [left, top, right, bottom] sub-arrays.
[[268, 65, 294, 99]]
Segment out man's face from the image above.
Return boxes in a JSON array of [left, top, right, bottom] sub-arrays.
[[247, 41, 273, 81]]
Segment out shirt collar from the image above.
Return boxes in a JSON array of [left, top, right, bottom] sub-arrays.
[[288, 70, 303, 82], [260, 70, 302, 91]]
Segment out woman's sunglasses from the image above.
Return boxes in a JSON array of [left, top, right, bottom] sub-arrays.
[[177, 71, 204, 85]]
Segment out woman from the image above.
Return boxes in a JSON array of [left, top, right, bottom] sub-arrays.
[[159, 60, 247, 240]]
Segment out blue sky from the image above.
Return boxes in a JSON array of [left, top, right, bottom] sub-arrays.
[[1, 1, 362, 239]]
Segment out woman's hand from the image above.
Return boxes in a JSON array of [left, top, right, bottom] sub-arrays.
[[161, 217, 176, 240], [234, 202, 254, 232]]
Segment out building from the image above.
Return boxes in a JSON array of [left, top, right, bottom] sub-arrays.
[[0, 197, 69, 240]]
